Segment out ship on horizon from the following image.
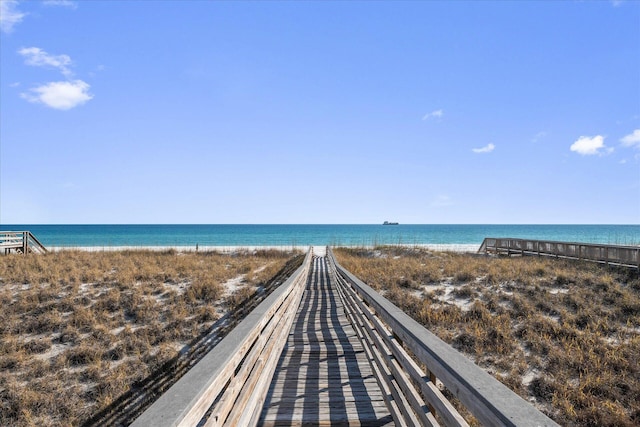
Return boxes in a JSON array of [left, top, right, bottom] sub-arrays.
[[383, 221, 399, 225]]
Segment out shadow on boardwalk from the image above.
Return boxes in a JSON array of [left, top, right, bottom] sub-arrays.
[[259, 256, 393, 426]]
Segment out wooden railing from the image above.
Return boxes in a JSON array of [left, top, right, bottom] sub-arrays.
[[1, 231, 47, 254], [478, 237, 640, 269], [130, 249, 313, 427], [327, 247, 558, 427]]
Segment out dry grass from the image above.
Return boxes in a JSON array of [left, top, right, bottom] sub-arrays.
[[0, 249, 297, 427], [335, 246, 640, 427]]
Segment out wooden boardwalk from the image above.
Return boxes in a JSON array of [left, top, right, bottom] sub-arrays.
[[259, 255, 393, 426], [479, 237, 639, 269], [132, 247, 559, 427]]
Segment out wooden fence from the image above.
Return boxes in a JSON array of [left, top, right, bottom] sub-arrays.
[[0, 231, 47, 255], [478, 237, 639, 269]]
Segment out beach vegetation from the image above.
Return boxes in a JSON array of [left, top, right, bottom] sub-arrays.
[[0, 249, 297, 426], [334, 246, 640, 426]]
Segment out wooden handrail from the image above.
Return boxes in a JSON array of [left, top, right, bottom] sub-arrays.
[[1, 231, 47, 254], [330, 257, 464, 426], [327, 247, 559, 427], [131, 249, 313, 427], [26, 231, 48, 253], [479, 237, 639, 269]]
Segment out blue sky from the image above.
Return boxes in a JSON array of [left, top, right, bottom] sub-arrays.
[[1, 0, 639, 224]]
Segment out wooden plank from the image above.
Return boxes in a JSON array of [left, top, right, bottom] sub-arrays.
[[478, 237, 639, 269], [332, 274, 409, 426], [259, 256, 393, 426], [26, 231, 48, 253], [337, 279, 426, 426], [245, 283, 306, 425], [209, 283, 300, 426], [348, 304, 411, 427], [386, 330, 468, 426], [346, 283, 468, 427], [227, 301, 294, 425], [327, 258, 406, 426], [0, 231, 47, 254]]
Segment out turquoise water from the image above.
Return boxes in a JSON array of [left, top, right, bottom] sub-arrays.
[[1, 224, 639, 248]]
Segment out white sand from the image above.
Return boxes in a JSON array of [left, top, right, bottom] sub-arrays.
[[47, 244, 480, 253], [47, 245, 310, 253], [221, 274, 246, 295]]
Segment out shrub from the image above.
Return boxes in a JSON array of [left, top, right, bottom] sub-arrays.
[[0, 248, 296, 426]]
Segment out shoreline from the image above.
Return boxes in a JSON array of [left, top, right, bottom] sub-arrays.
[[46, 243, 481, 253]]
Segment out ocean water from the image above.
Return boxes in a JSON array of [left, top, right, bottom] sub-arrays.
[[1, 224, 639, 248]]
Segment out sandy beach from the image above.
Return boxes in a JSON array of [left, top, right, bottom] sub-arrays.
[[46, 243, 481, 253]]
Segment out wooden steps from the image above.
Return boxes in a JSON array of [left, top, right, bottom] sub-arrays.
[[1, 231, 47, 255]]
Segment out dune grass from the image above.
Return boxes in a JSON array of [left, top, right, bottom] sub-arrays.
[[334, 246, 640, 427], [0, 249, 297, 427]]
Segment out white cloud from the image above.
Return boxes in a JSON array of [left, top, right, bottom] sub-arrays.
[[21, 80, 93, 110], [63, 181, 78, 189], [570, 135, 611, 156], [9, 82, 20, 87], [19, 47, 73, 77], [472, 143, 495, 154], [431, 195, 453, 208], [43, 0, 78, 8], [532, 131, 547, 143], [422, 109, 443, 120], [17, 47, 94, 109], [620, 129, 640, 149], [0, 0, 26, 33]]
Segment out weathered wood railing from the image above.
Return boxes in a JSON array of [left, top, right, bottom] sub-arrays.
[[327, 247, 558, 427], [478, 237, 640, 269], [131, 249, 313, 427], [1, 231, 47, 254]]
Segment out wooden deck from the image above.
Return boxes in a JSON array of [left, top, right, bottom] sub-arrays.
[[259, 256, 393, 426]]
